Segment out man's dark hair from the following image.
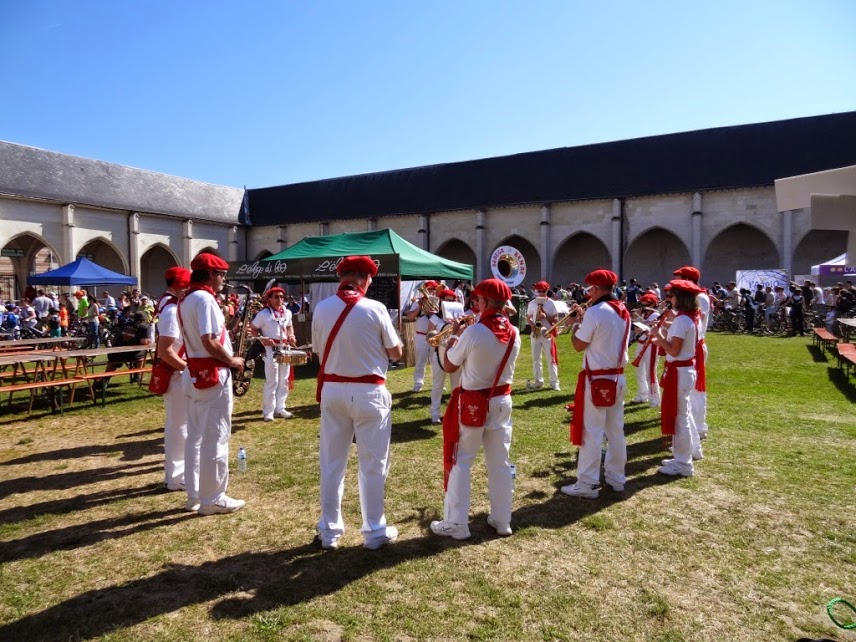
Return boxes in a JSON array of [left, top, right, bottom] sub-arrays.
[[190, 269, 210, 284]]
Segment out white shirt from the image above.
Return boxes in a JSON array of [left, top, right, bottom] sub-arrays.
[[446, 322, 520, 390], [32, 295, 52, 317], [156, 297, 183, 352], [526, 297, 558, 325], [312, 294, 400, 378], [697, 292, 710, 337], [574, 301, 630, 372], [666, 314, 700, 362], [179, 289, 232, 360], [251, 306, 293, 342]]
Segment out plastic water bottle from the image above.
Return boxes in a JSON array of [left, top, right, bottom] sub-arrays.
[[510, 463, 516, 492], [237, 447, 247, 472]]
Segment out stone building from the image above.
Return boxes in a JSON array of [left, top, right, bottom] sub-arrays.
[[2, 111, 855, 301]]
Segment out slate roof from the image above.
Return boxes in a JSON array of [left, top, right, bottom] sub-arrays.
[[0, 141, 245, 224], [247, 111, 856, 226]]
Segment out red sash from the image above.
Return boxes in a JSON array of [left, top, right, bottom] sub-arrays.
[[659, 359, 694, 435], [695, 338, 706, 392], [550, 336, 559, 366], [570, 300, 631, 446]]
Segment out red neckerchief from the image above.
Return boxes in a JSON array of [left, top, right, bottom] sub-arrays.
[[478, 308, 513, 343], [336, 282, 365, 304]]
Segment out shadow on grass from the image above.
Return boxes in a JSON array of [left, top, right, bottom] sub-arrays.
[[0, 462, 161, 500], [806, 344, 829, 363], [1, 437, 163, 467], [0, 505, 190, 565], [391, 419, 439, 443], [826, 366, 856, 402], [0, 482, 167, 528]]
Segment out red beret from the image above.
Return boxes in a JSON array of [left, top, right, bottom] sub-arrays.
[[584, 269, 618, 287], [673, 266, 700, 282], [667, 279, 704, 294], [190, 252, 229, 271], [436, 287, 457, 300], [533, 281, 550, 291], [473, 278, 512, 302], [337, 255, 378, 277], [423, 280, 440, 289], [265, 287, 286, 298], [165, 267, 191, 289], [640, 293, 659, 305]]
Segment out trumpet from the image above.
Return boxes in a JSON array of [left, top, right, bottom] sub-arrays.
[[544, 301, 589, 337], [426, 314, 476, 347]]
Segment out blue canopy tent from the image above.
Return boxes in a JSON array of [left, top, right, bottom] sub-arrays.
[[27, 257, 137, 287]]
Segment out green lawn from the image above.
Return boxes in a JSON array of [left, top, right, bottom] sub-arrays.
[[0, 333, 854, 642]]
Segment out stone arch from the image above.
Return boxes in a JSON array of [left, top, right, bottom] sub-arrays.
[[493, 235, 540, 285], [434, 238, 476, 279], [77, 237, 127, 274], [703, 223, 779, 286], [1, 232, 62, 301], [551, 232, 610, 286], [792, 230, 847, 278], [624, 227, 690, 288], [253, 249, 273, 261], [140, 244, 179, 296]]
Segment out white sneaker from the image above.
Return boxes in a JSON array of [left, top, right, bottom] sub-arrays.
[[530, 381, 544, 389], [658, 460, 693, 477], [276, 410, 294, 419], [630, 396, 647, 403], [185, 498, 201, 512], [430, 520, 471, 540], [550, 382, 561, 391], [604, 477, 625, 492], [165, 482, 186, 492], [315, 533, 340, 550], [431, 417, 441, 425], [692, 448, 704, 461], [412, 383, 422, 392], [560, 482, 600, 499], [263, 415, 273, 422], [486, 515, 512, 536], [649, 400, 661, 408], [198, 496, 246, 515], [364, 526, 398, 550]]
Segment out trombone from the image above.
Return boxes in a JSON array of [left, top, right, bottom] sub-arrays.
[[544, 301, 589, 337], [426, 314, 476, 347]]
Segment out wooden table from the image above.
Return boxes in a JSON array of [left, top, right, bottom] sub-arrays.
[[57, 346, 155, 406], [838, 317, 856, 342], [0, 336, 86, 353]]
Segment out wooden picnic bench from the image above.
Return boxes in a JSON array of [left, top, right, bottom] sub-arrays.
[[835, 343, 856, 378], [58, 346, 154, 407], [812, 327, 838, 353]]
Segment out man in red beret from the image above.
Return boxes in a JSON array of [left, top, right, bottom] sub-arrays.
[[431, 278, 520, 539], [630, 292, 663, 407], [312, 256, 403, 550], [561, 269, 631, 499], [250, 286, 297, 421], [651, 279, 705, 476], [526, 280, 560, 390], [404, 280, 440, 392], [180, 252, 247, 515], [154, 266, 192, 496], [426, 286, 464, 424], [672, 265, 710, 440]]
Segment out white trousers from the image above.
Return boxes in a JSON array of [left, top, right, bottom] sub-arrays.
[[633, 343, 661, 403], [317, 382, 393, 543], [163, 370, 189, 488], [576, 376, 627, 487], [429, 348, 461, 421], [672, 367, 699, 468], [690, 342, 709, 436], [413, 335, 431, 387], [444, 395, 513, 526], [184, 369, 233, 505], [262, 349, 290, 418], [530, 335, 559, 386]]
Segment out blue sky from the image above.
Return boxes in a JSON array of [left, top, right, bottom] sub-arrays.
[[1, 1, 854, 189]]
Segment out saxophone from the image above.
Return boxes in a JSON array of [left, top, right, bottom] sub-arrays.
[[230, 285, 264, 396]]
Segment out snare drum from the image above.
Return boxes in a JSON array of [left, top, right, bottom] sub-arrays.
[[274, 348, 309, 366]]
